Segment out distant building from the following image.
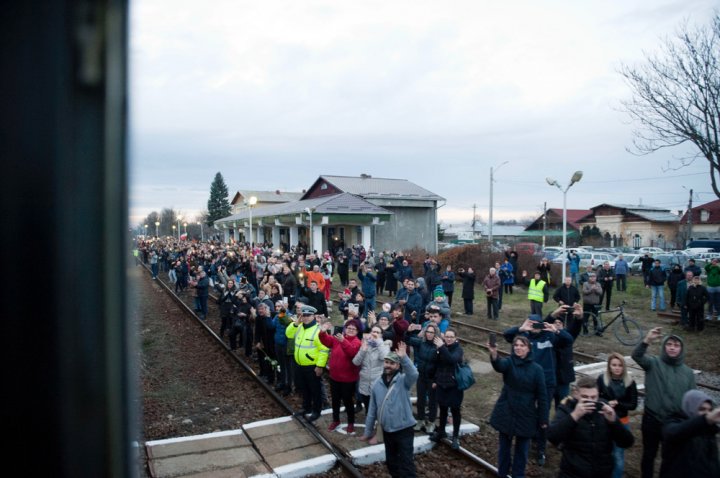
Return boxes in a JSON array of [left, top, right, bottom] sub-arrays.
[[229, 190, 303, 214], [520, 209, 592, 244], [577, 203, 680, 249], [215, 174, 444, 254], [680, 198, 720, 242]]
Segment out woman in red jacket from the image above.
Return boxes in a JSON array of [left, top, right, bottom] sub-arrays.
[[319, 318, 362, 433]]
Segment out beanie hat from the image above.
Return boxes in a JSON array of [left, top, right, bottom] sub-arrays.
[[433, 285, 445, 298]]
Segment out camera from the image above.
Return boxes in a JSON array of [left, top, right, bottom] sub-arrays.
[[333, 325, 344, 335], [532, 322, 545, 330]]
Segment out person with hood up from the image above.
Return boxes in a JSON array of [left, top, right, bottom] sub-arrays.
[[352, 324, 390, 420], [659, 389, 720, 478], [489, 335, 548, 478], [632, 327, 696, 478], [666, 263, 685, 310]]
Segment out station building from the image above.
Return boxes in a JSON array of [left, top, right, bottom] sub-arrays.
[[214, 174, 444, 254]]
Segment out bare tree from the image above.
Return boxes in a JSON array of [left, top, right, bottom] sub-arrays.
[[620, 14, 720, 197]]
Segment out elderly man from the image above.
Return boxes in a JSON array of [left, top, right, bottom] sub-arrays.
[[596, 261, 615, 311], [482, 267, 502, 320], [361, 342, 418, 478], [285, 305, 330, 422], [582, 272, 603, 335]]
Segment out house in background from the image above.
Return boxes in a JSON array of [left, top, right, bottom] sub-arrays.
[[229, 190, 303, 214], [216, 175, 444, 254], [520, 209, 592, 245], [680, 198, 720, 242], [577, 203, 680, 249]]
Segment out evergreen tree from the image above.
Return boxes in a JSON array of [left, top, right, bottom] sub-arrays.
[[207, 172, 231, 227]]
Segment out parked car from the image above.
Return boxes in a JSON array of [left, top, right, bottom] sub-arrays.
[[686, 240, 720, 252], [553, 251, 615, 270], [515, 242, 542, 256], [637, 247, 665, 254]]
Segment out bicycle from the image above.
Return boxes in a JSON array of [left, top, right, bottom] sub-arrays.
[[585, 301, 643, 346]]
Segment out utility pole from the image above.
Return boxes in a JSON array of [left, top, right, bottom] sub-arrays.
[[687, 188, 693, 247], [542, 202, 547, 249], [471, 204, 477, 240]]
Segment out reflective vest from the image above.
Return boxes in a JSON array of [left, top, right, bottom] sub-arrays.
[[528, 279, 546, 303], [286, 321, 329, 367]]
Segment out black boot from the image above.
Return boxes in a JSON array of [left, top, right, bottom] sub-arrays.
[[450, 435, 459, 450], [429, 429, 447, 443]]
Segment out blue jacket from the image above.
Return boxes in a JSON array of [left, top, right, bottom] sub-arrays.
[[395, 288, 424, 323], [503, 327, 573, 388], [272, 313, 291, 347], [407, 332, 438, 378], [364, 355, 418, 435], [358, 269, 377, 298], [614, 259, 629, 275], [441, 271, 455, 292], [490, 351, 548, 437], [567, 253, 581, 274]]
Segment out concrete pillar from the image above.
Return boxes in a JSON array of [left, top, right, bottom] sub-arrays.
[[272, 226, 280, 248], [312, 226, 324, 255], [223, 228, 230, 243], [290, 226, 299, 247], [362, 226, 372, 251], [256, 224, 263, 244]]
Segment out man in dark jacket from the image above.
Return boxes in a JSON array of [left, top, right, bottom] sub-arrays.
[[553, 276, 580, 325], [641, 253, 655, 286], [548, 376, 634, 478], [194, 270, 210, 320], [660, 389, 720, 478], [648, 260, 668, 312], [395, 279, 423, 324], [596, 261, 615, 311], [299, 279, 328, 317], [675, 271, 693, 329], [457, 267, 476, 315]]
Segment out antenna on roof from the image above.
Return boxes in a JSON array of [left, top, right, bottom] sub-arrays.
[[360, 173, 371, 179]]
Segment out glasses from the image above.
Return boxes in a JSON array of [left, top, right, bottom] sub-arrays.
[[425, 330, 435, 335], [345, 327, 357, 331]]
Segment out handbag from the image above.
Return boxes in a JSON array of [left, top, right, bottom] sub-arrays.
[[455, 362, 475, 391]]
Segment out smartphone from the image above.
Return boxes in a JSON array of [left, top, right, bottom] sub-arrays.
[[283, 296, 289, 306], [532, 322, 545, 330], [594, 401, 605, 412], [488, 332, 497, 347], [333, 325, 344, 335]]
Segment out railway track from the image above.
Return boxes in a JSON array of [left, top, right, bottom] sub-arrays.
[[141, 265, 505, 477]]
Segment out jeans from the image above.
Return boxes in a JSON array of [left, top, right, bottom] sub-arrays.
[[383, 426, 416, 478], [197, 294, 208, 319], [486, 297, 499, 319], [498, 432, 530, 478], [707, 285, 720, 317], [151, 263, 159, 278], [650, 286, 665, 311], [364, 296, 376, 318], [612, 423, 630, 478]]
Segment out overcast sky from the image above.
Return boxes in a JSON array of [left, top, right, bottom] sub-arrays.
[[129, 0, 717, 228]]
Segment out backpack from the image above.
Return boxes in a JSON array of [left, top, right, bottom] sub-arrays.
[[455, 362, 476, 391]]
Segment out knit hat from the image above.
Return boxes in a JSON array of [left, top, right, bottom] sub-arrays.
[[681, 389, 714, 417], [385, 352, 401, 363], [345, 318, 362, 332], [433, 286, 445, 298]]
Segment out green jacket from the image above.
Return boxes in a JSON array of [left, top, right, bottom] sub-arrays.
[[632, 335, 695, 421], [705, 263, 720, 287]]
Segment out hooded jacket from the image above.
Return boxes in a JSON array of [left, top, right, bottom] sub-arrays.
[[489, 350, 547, 438], [364, 355, 418, 435], [660, 390, 720, 478], [503, 325, 573, 388], [597, 370, 638, 420], [631, 335, 696, 420], [352, 339, 391, 395]]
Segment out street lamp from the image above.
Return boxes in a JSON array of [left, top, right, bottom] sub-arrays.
[[546, 171, 583, 282], [489, 161, 509, 248], [143, 224, 148, 237], [183, 222, 187, 237], [247, 196, 257, 246], [197, 221, 204, 242], [177, 215, 183, 240], [154, 221, 160, 237], [172, 224, 176, 239], [305, 207, 313, 254]]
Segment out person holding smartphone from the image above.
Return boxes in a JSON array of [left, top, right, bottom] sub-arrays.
[[548, 376, 634, 478], [503, 314, 573, 466]]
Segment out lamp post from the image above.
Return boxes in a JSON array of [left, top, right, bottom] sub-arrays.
[[247, 196, 257, 246], [143, 224, 148, 237], [177, 215, 183, 240], [197, 221, 204, 242], [154, 221, 160, 237], [546, 171, 583, 282], [172, 225, 176, 239], [183, 222, 187, 237], [305, 207, 313, 254], [488, 161, 509, 248]]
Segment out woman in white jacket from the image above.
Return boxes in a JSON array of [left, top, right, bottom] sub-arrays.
[[352, 325, 391, 415]]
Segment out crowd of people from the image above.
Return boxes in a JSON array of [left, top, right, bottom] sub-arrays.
[[135, 238, 720, 478]]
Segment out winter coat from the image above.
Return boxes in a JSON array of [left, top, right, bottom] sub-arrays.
[[597, 372, 638, 420], [407, 332, 438, 379], [482, 273, 501, 299], [648, 266, 667, 286], [272, 312, 292, 348], [667, 267, 684, 290], [686, 284, 709, 310], [458, 271, 476, 299], [358, 269, 377, 298], [426, 297, 451, 320], [391, 319, 409, 351], [490, 351, 547, 438], [434, 341, 463, 389], [553, 285, 580, 306], [705, 262, 720, 287], [632, 335, 696, 421], [676, 279, 689, 307], [352, 339, 391, 395], [503, 327, 573, 388], [384, 263, 398, 291], [596, 267, 615, 290], [500, 263, 514, 285], [548, 398, 634, 478], [364, 355, 418, 434], [554, 333, 576, 387], [318, 332, 361, 383], [582, 281, 603, 306], [395, 288, 423, 323], [660, 412, 720, 478], [441, 271, 456, 293], [613, 259, 629, 276]]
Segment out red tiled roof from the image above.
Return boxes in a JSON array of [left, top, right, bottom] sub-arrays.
[[547, 208, 593, 228], [680, 199, 720, 224]]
